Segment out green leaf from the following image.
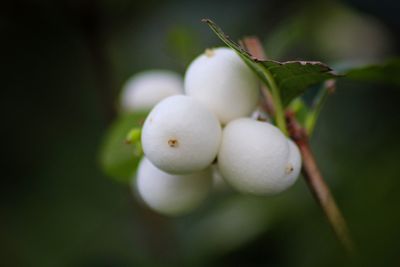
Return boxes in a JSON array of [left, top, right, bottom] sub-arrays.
[[288, 98, 309, 127], [99, 112, 147, 184], [344, 59, 400, 87], [203, 19, 339, 106], [262, 60, 337, 106]]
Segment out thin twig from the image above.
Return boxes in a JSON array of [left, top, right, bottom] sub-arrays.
[[286, 111, 355, 254], [243, 36, 355, 254]]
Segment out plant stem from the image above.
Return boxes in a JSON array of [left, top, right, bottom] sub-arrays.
[[241, 36, 354, 254], [241, 37, 287, 135], [264, 72, 288, 135], [286, 111, 355, 255]]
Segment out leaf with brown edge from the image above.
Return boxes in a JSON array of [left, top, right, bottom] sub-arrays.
[[203, 18, 339, 106]]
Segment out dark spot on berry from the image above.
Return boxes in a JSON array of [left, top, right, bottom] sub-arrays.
[[205, 48, 215, 58], [285, 164, 294, 174], [168, 139, 178, 148]]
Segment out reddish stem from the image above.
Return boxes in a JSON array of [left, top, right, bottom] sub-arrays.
[[241, 36, 355, 254], [286, 111, 355, 254]]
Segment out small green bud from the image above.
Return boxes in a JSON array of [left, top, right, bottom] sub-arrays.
[[125, 128, 142, 144]]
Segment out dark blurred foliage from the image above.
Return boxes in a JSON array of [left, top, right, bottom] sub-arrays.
[[1, 0, 400, 266]]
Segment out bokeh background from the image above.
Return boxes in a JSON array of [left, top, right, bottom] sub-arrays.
[[2, 0, 400, 266]]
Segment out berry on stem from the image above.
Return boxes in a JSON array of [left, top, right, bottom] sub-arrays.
[[283, 139, 302, 187], [141, 95, 222, 174], [218, 118, 296, 195], [184, 47, 259, 125], [135, 157, 212, 216], [120, 70, 183, 112]]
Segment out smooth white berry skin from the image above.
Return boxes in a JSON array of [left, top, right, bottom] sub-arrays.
[[136, 157, 212, 216], [120, 70, 183, 112], [282, 139, 302, 187], [141, 95, 222, 174], [217, 118, 290, 195], [184, 47, 259, 125]]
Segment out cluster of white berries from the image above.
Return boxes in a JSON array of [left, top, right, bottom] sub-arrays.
[[120, 70, 184, 112], [121, 48, 302, 216]]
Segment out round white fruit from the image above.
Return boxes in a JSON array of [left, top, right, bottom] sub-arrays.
[[120, 70, 183, 112], [141, 95, 222, 174], [217, 118, 291, 195], [282, 139, 302, 187], [136, 157, 212, 216], [184, 47, 259, 125]]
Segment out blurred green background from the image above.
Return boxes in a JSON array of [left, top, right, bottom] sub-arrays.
[[2, 0, 400, 266]]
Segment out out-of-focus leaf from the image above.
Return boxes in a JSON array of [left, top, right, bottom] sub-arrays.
[[289, 98, 310, 126], [99, 112, 147, 183], [344, 59, 400, 87], [184, 196, 271, 256], [167, 25, 202, 67], [203, 19, 338, 106]]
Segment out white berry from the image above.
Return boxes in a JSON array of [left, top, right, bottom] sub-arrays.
[[141, 95, 222, 174], [135, 157, 212, 216], [217, 118, 291, 195], [282, 139, 302, 187], [120, 70, 183, 112], [184, 47, 259, 125]]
